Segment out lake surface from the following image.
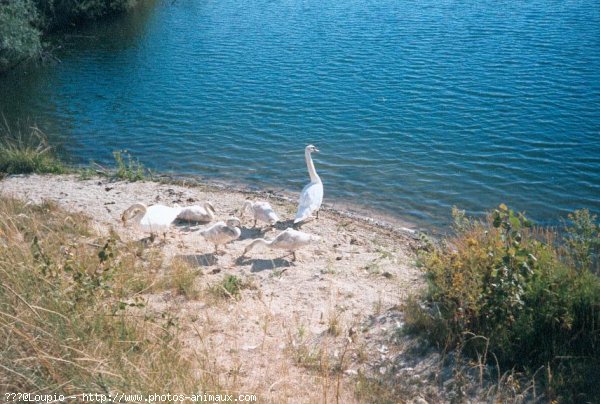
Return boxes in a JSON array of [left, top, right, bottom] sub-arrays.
[[1, 0, 599, 228]]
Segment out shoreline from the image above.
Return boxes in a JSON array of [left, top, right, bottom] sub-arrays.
[[0, 172, 423, 251], [150, 171, 423, 237]]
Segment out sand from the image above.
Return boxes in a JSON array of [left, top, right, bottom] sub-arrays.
[[0, 174, 430, 403]]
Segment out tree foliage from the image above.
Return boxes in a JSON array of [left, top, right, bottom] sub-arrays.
[[0, 0, 141, 72]]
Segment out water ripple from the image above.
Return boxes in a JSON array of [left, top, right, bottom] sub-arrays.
[[0, 0, 599, 228]]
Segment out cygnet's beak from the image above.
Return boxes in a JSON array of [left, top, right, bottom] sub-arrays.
[[314, 147, 320, 153]]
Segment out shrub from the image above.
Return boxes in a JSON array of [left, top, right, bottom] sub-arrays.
[[564, 209, 600, 275], [0, 0, 144, 73], [0, 0, 41, 71], [33, 0, 140, 30], [406, 204, 600, 402]]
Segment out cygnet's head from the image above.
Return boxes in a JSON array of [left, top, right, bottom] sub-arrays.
[[241, 200, 253, 215], [226, 216, 241, 227], [305, 144, 319, 153]]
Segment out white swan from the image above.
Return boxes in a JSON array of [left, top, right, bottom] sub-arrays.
[[198, 216, 242, 254], [294, 144, 323, 224], [177, 201, 216, 222], [241, 200, 279, 227], [121, 203, 182, 236], [242, 228, 320, 261]]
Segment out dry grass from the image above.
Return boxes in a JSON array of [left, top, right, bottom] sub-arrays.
[[0, 197, 219, 397], [163, 258, 201, 299]]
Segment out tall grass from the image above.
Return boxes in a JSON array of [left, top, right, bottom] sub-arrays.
[[0, 124, 65, 174], [406, 205, 600, 402], [0, 197, 210, 397]]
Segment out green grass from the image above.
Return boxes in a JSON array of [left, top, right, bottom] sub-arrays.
[[112, 149, 146, 181], [0, 125, 66, 174], [405, 205, 600, 402], [0, 122, 153, 181], [208, 275, 253, 301]]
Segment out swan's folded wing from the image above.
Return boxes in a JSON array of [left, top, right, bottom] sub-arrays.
[[294, 182, 323, 223], [140, 205, 182, 230], [178, 206, 211, 222]]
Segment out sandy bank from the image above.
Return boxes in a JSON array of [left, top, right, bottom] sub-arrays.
[[0, 174, 430, 403]]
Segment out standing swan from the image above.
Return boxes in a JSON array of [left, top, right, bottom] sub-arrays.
[[294, 144, 323, 224], [241, 200, 279, 227], [198, 217, 242, 254], [242, 228, 320, 262], [121, 203, 182, 237]]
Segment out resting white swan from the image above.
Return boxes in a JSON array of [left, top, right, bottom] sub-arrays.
[[242, 228, 320, 261], [198, 216, 242, 254], [241, 200, 279, 227], [294, 144, 323, 224], [177, 201, 216, 222], [121, 203, 182, 236]]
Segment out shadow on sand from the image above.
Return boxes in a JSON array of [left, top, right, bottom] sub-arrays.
[[176, 253, 218, 267], [236, 256, 292, 272]]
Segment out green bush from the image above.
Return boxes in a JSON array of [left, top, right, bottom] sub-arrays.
[[406, 205, 600, 402], [0, 0, 143, 73], [0, 0, 41, 71], [33, 0, 140, 30]]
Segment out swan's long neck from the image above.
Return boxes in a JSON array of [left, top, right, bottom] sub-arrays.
[[242, 201, 253, 215], [305, 150, 320, 183], [122, 203, 147, 225]]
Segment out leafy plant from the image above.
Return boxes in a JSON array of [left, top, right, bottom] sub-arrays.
[[0, 0, 144, 73], [209, 275, 251, 300], [0, 0, 41, 71], [406, 205, 600, 402], [113, 149, 145, 181], [564, 208, 600, 274]]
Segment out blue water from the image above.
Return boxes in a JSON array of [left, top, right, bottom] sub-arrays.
[[1, 0, 599, 227]]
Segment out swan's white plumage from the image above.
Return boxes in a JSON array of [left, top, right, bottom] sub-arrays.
[[243, 227, 320, 261], [294, 145, 323, 224], [295, 182, 323, 223], [177, 201, 215, 222], [242, 200, 279, 226], [198, 217, 242, 253], [122, 203, 182, 233]]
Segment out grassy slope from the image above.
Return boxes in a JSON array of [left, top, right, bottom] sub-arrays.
[[0, 197, 214, 397]]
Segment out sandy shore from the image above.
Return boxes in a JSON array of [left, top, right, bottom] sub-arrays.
[[0, 174, 428, 403]]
